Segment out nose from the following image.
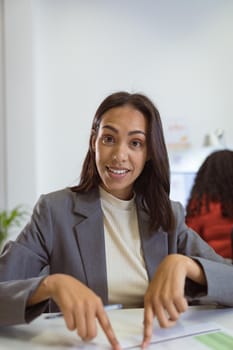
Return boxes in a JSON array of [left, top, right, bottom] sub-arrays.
[[112, 144, 128, 163]]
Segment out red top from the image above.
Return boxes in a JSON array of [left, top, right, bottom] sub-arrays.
[[186, 201, 233, 259]]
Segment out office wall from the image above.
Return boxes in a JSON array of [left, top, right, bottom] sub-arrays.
[[34, 0, 233, 198], [3, 0, 36, 211], [2, 0, 233, 212], [0, 0, 5, 209]]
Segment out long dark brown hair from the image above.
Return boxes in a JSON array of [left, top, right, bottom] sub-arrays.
[[72, 91, 175, 231], [186, 149, 233, 218]]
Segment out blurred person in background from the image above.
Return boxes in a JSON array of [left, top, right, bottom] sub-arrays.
[[186, 149, 233, 259]]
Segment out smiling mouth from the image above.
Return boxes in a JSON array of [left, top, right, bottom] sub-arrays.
[[106, 166, 130, 175]]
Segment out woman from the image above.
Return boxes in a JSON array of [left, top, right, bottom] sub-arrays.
[[186, 149, 233, 259], [0, 92, 233, 350]]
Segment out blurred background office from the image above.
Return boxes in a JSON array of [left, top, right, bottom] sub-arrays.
[[0, 0, 233, 238]]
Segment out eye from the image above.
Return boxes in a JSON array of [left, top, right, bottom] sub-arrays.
[[130, 139, 143, 148], [102, 135, 115, 144]]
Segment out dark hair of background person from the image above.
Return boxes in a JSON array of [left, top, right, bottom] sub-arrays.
[[71, 91, 175, 232], [186, 149, 233, 219]]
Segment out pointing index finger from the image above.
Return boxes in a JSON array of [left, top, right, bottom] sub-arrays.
[[142, 306, 154, 349], [97, 308, 122, 350]]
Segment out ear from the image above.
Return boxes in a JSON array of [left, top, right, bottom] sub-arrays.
[[91, 132, 96, 152]]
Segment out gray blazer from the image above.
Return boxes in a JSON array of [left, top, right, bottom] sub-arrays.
[[0, 187, 233, 326]]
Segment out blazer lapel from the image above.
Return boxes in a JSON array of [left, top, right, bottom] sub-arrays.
[[72, 189, 168, 302], [136, 198, 168, 281], [73, 189, 108, 304]]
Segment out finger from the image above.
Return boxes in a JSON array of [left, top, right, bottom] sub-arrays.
[[63, 310, 76, 331], [142, 306, 154, 349], [164, 301, 180, 322], [154, 303, 177, 328], [174, 296, 188, 314], [84, 305, 98, 340], [97, 308, 121, 350], [74, 307, 87, 340]]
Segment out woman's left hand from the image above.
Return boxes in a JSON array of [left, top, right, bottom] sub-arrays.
[[141, 254, 206, 348]]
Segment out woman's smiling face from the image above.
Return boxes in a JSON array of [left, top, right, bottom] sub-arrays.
[[92, 105, 148, 200]]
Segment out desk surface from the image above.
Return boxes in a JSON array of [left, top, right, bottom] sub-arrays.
[[0, 306, 233, 349]]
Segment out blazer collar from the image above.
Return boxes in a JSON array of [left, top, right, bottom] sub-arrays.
[[73, 187, 101, 219], [72, 187, 108, 304], [72, 188, 168, 302]]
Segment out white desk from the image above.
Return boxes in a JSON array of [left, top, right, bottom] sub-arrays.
[[0, 306, 233, 349]]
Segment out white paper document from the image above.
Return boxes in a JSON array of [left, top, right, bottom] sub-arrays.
[[122, 322, 221, 349], [0, 308, 227, 350], [30, 309, 222, 349]]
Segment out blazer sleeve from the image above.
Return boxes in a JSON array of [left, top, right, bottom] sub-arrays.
[[0, 194, 53, 325], [0, 277, 48, 325], [172, 201, 233, 306]]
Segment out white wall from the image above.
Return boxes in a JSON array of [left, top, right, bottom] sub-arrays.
[[3, 0, 36, 211], [2, 0, 233, 212], [0, 0, 5, 210]]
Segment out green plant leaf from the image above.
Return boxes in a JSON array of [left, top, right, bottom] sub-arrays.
[[0, 205, 29, 247]]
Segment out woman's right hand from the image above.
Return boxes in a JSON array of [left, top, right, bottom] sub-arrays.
[[28, 274, 121, 350]]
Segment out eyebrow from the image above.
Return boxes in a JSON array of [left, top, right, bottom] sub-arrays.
[[102, 125, 146, 136]]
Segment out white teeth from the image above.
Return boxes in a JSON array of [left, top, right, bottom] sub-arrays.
[[108, 167, 128, 174]]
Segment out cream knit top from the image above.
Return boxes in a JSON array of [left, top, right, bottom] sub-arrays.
[[99, 187, 149, 307]]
